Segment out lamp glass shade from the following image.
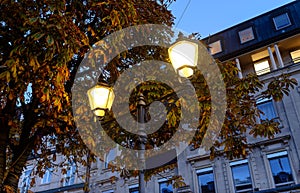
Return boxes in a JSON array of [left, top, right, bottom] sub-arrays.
[[168, 40, 198, 77], [87, 84, 115, 117]]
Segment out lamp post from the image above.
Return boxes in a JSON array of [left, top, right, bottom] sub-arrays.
[[87, 40, 198, 192]]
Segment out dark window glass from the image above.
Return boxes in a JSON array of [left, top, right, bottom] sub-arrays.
[[159, 182, 173, 193], [273, 13, 291, 30], [269, 156, 294, 186], [198, 170, 215, 193], [231, 163, 252, 192]]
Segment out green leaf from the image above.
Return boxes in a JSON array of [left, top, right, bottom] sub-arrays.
[[32, 32, 45, 41], [46, 35, 54, 46]]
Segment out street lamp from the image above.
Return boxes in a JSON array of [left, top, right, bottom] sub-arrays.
[[168, 40, 198, 78], [87, 83, 115, 117], [87, 40, 198, 192]]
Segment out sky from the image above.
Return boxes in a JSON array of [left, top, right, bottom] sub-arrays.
[[169, 0, 295, 38]]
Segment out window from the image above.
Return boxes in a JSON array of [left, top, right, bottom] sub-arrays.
[[254, 60, 270, 75], [63, 163, 76, 186], [230, 160, 252, 193], [129, 184, 139, 193], [238, 27, 255, 44], [267, 151, 294, 187], [273, 13, 291, 30], [257, 98, 276, 120], [290, 49, 300, 64], [41, 167, 52, 184], [159, 181, 173, 193], [197, 167, 215, 193], [20, 166, 33, 193], [209, 40, 222, 55]]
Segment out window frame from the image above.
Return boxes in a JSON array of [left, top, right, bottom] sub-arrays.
[[20, 165, 33, 193], [41, 167, 53, 184], [256, 98, 277, 121], [238, 27, 255, 44], [230, 160, 253, 193], [63, 162, 76, 186], [254, 59, 271, 75], [267, 151, 294, 187], [273, 13, 292, 30], [158, 178, 173, 193], [208, 40, 222, 55], [196, 167, 216, 193]]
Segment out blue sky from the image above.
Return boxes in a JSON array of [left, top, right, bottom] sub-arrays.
[[169, 0, 294, 38]]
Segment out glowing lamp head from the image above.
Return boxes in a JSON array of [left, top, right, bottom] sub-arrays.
[[87, 83, 115, 117], [168, 40, 198, 78]]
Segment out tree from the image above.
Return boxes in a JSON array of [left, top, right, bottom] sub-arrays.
[[0, 1, 298, 193], [0, 0, 174, 192]]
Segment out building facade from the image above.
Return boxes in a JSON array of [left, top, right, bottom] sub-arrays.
[[19, 1, 300, 193]]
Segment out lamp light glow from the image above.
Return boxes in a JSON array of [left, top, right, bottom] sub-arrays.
[[87, 83, 115, 117], [168, 40, 198, 78]]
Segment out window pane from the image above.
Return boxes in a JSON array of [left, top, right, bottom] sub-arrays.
[[209, 40, 222, 55], [239, 27, 255, 44], [269, 156, 294, 185], [41, 168, 52, 184], [257, 100, 276, 120], [198, 171, 215, 193], [290, 49, 300, 64], [254, 60, 270, 75], [159, 182, 173, 193], [273, 13, 291, 30], [231, 163, 252, 192]]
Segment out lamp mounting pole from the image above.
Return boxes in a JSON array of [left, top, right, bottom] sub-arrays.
[[137, 93, 147, 193]]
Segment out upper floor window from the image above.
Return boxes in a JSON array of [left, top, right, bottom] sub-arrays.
[[254, 60, 270, 75], [267, 151, 294, 187], [273, 13, 291, 30], [238, 27, 255, 44], [209, 40, 222, 55], [230, 160, 253, 193], [257, 98, 276, 120], [197, 167, 215, 193], [63, 163, 76, 186], [41, 167, 52, 184], [159, 180, 173, 193], [290, 49, 300, 64]]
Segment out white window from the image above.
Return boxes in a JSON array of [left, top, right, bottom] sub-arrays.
[[290, 49, 300, 64], [273, 13, 291, 30], [257, 98, 276, 120], [267, 151, 294, 187], [230, 160, 253, 193], [197, 167, 215, 193], [41, 167, 52, 184], [254, 60, 270, 75], [238, 27, 255, 44], [209, 40, 222, 55], [63, 163, 76, 186]]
